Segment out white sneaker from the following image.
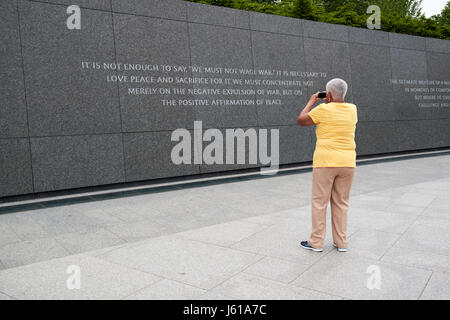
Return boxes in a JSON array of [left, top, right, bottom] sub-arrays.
[[333, 243, 348, 252]]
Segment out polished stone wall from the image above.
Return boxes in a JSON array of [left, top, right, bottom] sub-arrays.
[[1, 0, 449, 197]]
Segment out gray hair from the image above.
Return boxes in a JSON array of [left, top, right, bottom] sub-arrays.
[[326, 78, 348, 100]]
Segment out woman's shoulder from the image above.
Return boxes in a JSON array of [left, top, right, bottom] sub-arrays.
[[343, 103, 357, 110], [327, 102, 357, 109]]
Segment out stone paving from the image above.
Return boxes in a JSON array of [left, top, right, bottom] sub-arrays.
[[0, 153, 449, 300]]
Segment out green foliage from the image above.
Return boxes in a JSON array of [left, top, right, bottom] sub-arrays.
[[316, 2, 366, 27], [373, 0, 423, 18], [185, 0, 450, 39], [433, 1, 450, 27], [291, 0, 316, 20]]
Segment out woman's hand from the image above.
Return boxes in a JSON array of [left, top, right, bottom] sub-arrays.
[[309, 92, 321, 104], [298, 92, 321, 127]]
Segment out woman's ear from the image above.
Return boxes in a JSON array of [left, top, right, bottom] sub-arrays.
[[326, 91, 332, 103]]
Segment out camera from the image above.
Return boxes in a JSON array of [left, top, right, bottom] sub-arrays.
[[318, 92, 327, 99]]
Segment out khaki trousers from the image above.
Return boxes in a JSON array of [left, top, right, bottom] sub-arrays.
[[308, 167, 355, 249]]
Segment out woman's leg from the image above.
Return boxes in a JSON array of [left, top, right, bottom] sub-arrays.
[[330, 168, 355, 249], [308, 168, 336, 249]]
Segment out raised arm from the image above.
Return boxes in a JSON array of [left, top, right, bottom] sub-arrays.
[[297, 92, 320, 127]]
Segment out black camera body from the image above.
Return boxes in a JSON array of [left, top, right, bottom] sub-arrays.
[[318, 92, 327, 99]]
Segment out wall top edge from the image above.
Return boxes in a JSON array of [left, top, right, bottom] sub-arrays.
[[21, 0, 449, 49]]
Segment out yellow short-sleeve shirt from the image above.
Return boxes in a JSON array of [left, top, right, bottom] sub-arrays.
[[308, 102, 358, 168]]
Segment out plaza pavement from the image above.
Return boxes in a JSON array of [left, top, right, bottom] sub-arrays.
[[0, 152, 449, 300]]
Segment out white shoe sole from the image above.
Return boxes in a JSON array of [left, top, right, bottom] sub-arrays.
[[333, 243, 348, 252], [300, 244, 323, 252]]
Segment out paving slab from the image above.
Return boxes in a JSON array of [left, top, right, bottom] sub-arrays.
[[292, 252, 432, 300], [244, 256, 311, 284], [196, 291, 234, 300], [350, 195, 394, 211], [394, 217, 450, 256], [344, 229, 401, 260], [106, 220, 169, 243], [420, 272, 450, 300], [0, 237, 69, 269], [151, 211, 213, 233], [176, 220, 268, 247], [95, 235, 263, 290], [0, 213, 49, 241], [411, 179, 450, 191], [80, 209, 124, 227], [0, 254, 160, 300], [240, 207, 310, 226], [0, 292, 13, 300], [28, 207, 103, 235], [420, 207, 450, 220], [213, 192, 293, 216], [54, 229, 126, 254], [125, 279, 206, 300], [231, 217, 332, 264], [391, 192, 436, 208], [211, 273, 342, 300], [0, 222, 20, 247], [381, 246, 450, 275], [348, 207, 416, 234], [383, 203, 426, 218], [428, 197, 450, 210]]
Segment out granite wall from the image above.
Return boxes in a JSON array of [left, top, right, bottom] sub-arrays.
[[1, 0, 449, 197]]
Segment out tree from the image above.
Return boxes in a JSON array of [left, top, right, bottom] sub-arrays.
[[318, 0, 422, 17], [291, 0, 316, 20], [377, 0, 422, 18], [184, 0, 450, 39], [317, 2, 365, 27], [434, 1, 450, 26], [320, 0, 372, 14], [209, 0, 234, 6]]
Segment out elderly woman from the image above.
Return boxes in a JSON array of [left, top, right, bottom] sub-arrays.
[[297, 78, 358, 252]]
